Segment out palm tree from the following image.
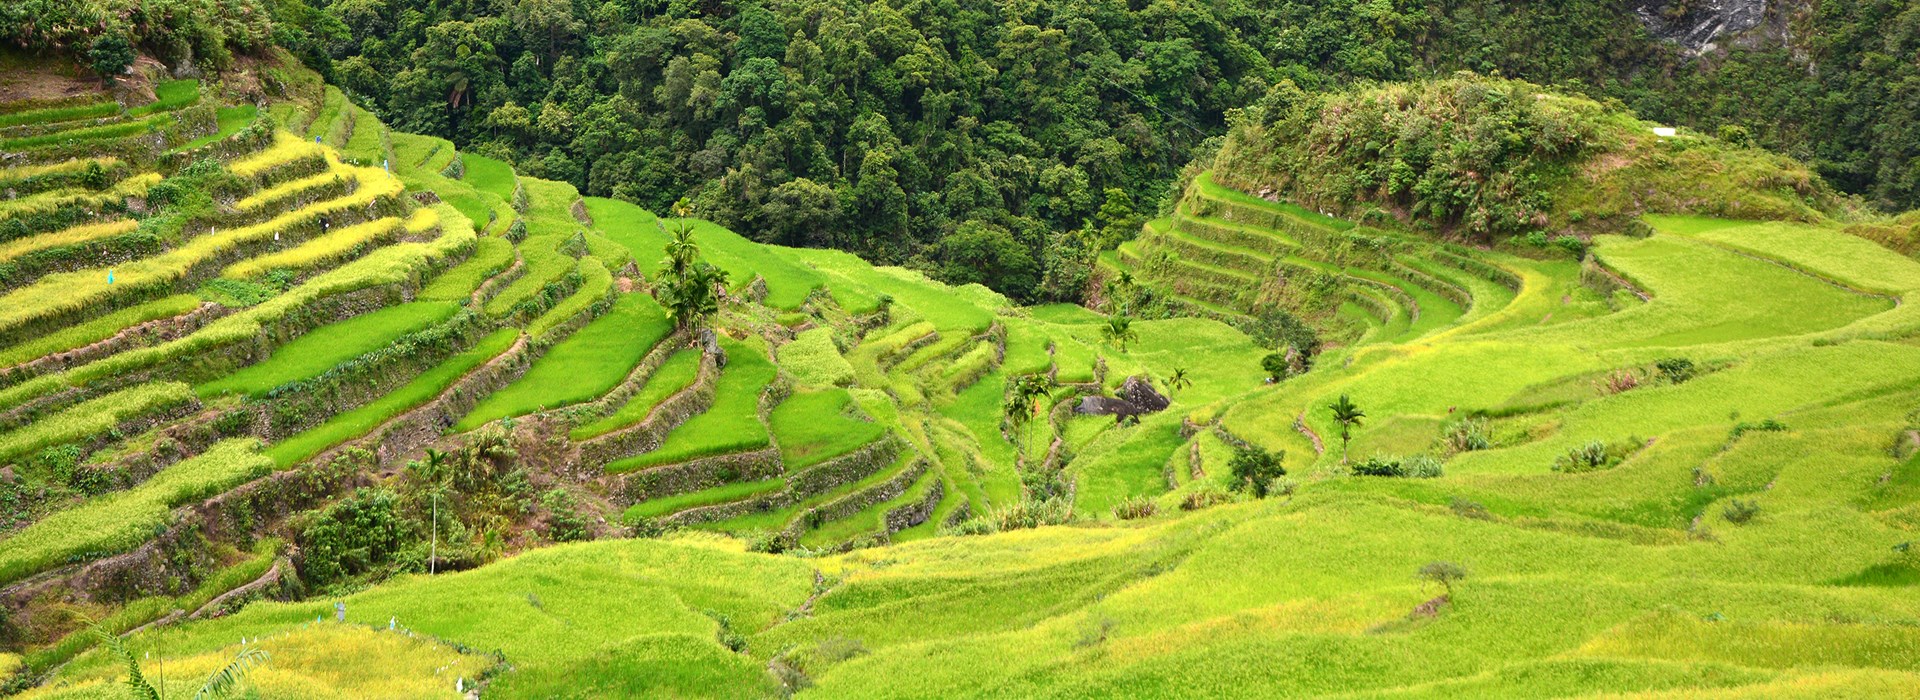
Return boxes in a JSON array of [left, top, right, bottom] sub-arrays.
[[1006, 375, 1054, 459], [1329, 394, 1366, 464], [659, 263, 720, 332], [1101, 315, 1137, 353], [661, 225, 698, 279], [1165, 367, 1191, 396]]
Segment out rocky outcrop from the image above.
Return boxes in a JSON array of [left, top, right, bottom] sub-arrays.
[[1073, 374, 1169, 422], [1629, 0, 1782, 55]]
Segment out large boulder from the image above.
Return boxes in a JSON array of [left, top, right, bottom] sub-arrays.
[[1073, 376, 1170, 422], [1117, 375, 1170, 413]]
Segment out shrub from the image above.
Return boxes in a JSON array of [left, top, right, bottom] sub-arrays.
[[1417, 561, 1467, 597], [1180, 484, 1235, 511], [298, 487, 413, 589], [1655, 357, 1697, 384], [1594, 369, 1641, 396], [1449, 497, 1493, 520], [1722, 498, 1761, 524], [1730, 419, 1788, 439], [1552, 440, 1613, 473], [1111, 495, 1157, 520], [542, 489, 590, 542], [1228, 444, 1287, 497], [1442, 417, 1491, 453], [1351, 454, 1444, 478], [1260, 352, 1289, 382]]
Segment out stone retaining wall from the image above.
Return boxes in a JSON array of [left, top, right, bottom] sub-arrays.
[[785, 437, 901, 501], [576, 349, 721, 467]]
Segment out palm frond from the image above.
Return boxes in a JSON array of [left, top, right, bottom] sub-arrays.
[[193, 647, 270, 700], [88, 620, 160, 700]]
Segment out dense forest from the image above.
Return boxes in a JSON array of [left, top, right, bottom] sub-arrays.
[[6, 0, 1919, 300]]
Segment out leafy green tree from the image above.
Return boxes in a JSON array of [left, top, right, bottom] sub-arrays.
[[1329, 394, 1366, 463], [1228, 444, 1287, 498], [1261, 353, 1290, 383], [938, 221, 1040, 301], [1094, 188, 1141, 249], [1418, 561, 1467, 598], [87, 33, 135, 84]]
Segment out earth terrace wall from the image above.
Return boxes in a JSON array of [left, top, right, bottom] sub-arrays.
[[0, 263, 440, 432], [1172, 215, 1295, 258], [655, 489, 790, 527], [1144, 224, 1273, 272], [575, 348, 722, 467], [0, 228, 164, 293], [470, 256, 526, 308], [780, 458, 929, 543], [561, 329, 689, 427], [784, 436, 902, 501], [351, 334, 534, 471], [1, 450, 372, 610], [156, 114, 278, 174], [253, 310, 491, 440], [1391, 261, 1472, 308], [877, 329, 940, 369], [0, 303, 228, 388], [1434, 249, 1524, 291], [0, 159, 134, 197], [611, 447, 784, 507], [0, 105, 217, 169], [77, 407, 254, 492], [883, 476, 945, 533]]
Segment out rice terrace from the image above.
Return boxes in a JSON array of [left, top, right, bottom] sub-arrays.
[[4, 1, 1920, 697]]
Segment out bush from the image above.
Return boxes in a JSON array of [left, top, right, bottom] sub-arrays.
[[1722, 498, 1761, 524], [1259, 352, 1289, 382], [1180, 485, 1234, 511], [1110, 495, 1157, 520], [1441, 417, 1491, 453], [1351, 454, 1444, 478], [1552, 438, 1639, 473], [1730, 419, 1788, 439], [542, 489, 590, 542], [88, 34, 135, 83], [1655, 357, 1696, 383], [1228, 444, 1287, 497], [1594, 369, 1641, 395], [1417, 561, 1467, 597], [1449, 497, 1493, 520]]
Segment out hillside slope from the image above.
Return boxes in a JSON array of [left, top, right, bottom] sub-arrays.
[[3, 64, 1920, 698]]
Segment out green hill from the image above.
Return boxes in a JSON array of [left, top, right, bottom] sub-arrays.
[[2, 62, 1920, 699]]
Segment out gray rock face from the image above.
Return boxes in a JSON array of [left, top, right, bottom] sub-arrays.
[[1629, 0, 1769, 55], [1074, 375, 1171, 422]]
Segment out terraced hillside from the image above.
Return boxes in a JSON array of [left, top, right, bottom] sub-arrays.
[[5, 69, 1920, 698]]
